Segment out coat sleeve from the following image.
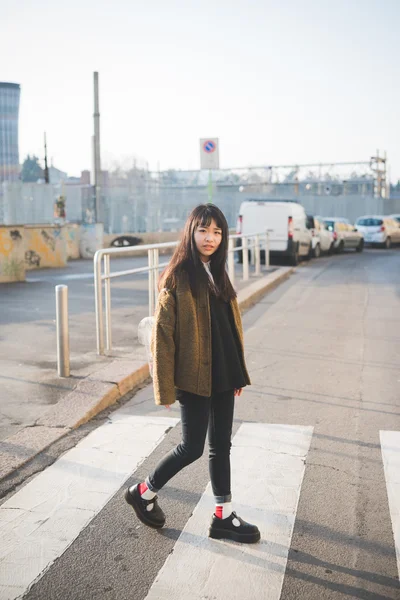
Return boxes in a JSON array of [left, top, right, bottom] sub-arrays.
[[151, 289, 176, 406], [232, 298, 244, 339]]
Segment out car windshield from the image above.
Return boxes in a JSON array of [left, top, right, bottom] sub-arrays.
[[393, 216, 400, 224], [356, 218, 383, 226], [324, 220, 335, 231]]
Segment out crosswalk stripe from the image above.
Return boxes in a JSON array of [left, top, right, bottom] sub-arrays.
[[380, 430, 400, 580], [145, 422, 313, 600], [0, 413, 179, 600]]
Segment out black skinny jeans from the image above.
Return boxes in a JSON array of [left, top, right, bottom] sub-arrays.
[[146, 389, 235, 503]]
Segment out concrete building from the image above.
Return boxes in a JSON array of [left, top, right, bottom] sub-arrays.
[[0, 82, 20, 183], [81, 170, 91, 185]]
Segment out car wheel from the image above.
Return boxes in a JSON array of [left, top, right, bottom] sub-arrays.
[[356, 239, 364, 253], [313, 243, 321, 258], [384, 237, 391, 249], [328, 243, 334, 255]]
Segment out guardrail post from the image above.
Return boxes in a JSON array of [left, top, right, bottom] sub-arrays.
[[148, 248, 155, 316], [228, 237, 235, 286], [94, 251, 104, 355], [56, 285, 70, 377], [255, 234, 261, 275], [250, 237, 255, 267], [104, 254, 112, 352], [265, 231, 270, 269], [242, 236, 249, 281]]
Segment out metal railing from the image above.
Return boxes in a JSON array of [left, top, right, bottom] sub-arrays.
[[228, 232, 270, 287], [94, 232, 269, 355]]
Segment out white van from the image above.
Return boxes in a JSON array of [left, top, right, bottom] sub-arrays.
[[236, 199, 312, 265]]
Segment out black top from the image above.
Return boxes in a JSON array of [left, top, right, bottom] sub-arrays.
[[209, 293, 247, 394]]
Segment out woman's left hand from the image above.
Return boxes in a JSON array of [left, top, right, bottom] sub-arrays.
[[234, 388, 243, 397]]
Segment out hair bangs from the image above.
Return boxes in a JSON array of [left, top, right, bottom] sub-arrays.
[[195, 206, 224, 231]]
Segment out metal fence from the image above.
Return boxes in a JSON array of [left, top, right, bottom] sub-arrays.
[[3, 169, 400, 231], [93, 231, 270, 355], [101, 184, 400, 235]]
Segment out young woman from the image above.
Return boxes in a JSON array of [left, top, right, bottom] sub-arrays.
[[125, 204, 260, 544]]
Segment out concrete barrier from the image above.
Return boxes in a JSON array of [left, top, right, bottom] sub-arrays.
[[0, 226, 25, 282], [24, 225, 67, 270], [80, 223, 104, 259], [65, 223, 80, 260]]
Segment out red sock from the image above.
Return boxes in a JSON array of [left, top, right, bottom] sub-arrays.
[[139, 482, 148, 495], [215, 502, 232, 519], [136, 482, 156, 500]]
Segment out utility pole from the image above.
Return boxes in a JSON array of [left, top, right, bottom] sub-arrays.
[[370, 149, 387, 198], [44, 132, 49, 183], [93, 72, 101, 222]]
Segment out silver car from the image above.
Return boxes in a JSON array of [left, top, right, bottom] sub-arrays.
[[323, 218, 364, 253], [390, 214, 400, 225], [355, 215, 400, 249]]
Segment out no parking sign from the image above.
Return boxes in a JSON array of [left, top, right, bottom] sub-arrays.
[[200, 138, 220, 170]]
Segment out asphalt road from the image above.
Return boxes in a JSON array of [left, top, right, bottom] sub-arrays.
[[8, 247, 400, 600]]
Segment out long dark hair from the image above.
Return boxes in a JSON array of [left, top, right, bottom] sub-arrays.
[[159, 204, 236, 302]]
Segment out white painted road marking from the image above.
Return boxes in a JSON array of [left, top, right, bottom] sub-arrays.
[[380, 431, 400, 580], [0, 414, 179, 600], [145, 423, 313, 600]]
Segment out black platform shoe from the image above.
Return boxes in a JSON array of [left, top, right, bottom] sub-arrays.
[[124, 485, 165, 529], [209, 511, 260, 543]]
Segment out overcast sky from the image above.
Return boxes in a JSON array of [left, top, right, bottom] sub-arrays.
[[1, 0, 399, 180]]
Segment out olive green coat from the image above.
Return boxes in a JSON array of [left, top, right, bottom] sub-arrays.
[[151, 271, 251, 405]]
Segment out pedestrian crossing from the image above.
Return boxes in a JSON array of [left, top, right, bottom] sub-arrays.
[[380, 431, 400, 579], [144, 423, 313, 600], [1, 415, 400, 600], [0, 412, 179, 600]]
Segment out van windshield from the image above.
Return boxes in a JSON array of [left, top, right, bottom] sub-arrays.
[[356, 218, 383, 226]]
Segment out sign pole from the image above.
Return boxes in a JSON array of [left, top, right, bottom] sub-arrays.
[[200, 138, 219, 204], [208, 170, 213, 203]]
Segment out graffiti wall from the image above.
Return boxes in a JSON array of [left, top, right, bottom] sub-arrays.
[[0, 227, 25, 282], [24, 226, 67, 270], [65, 224, 80, 260], [80, 223, 104, 259]]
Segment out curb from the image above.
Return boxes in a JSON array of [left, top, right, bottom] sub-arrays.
[[0, 266, 294, 482]]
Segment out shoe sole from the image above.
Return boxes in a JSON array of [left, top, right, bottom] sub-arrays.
[[208, 528, 261, 544], [124, 488, 165, 529]]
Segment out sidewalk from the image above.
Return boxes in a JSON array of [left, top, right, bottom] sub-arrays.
[[0, 266, 294, 483]]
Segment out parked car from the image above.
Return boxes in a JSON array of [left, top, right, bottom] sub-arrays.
[[323, 218, 364, 253], [390, 214, 400, 225], [306, 215, 334, 257], [236, 199, 312, 266], [355, 215, 400, 249]]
